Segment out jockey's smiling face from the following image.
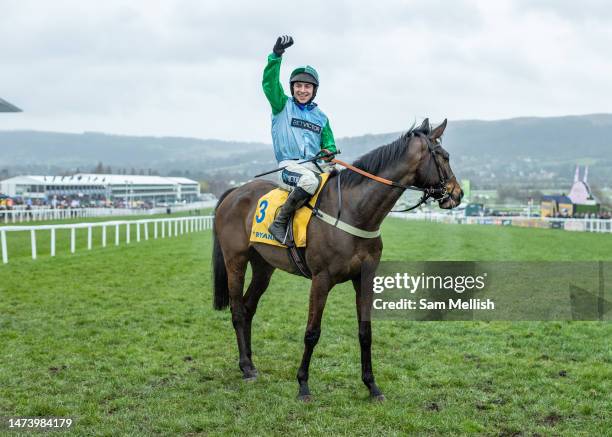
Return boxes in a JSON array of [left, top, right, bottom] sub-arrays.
[[292, 82, 314, 104]]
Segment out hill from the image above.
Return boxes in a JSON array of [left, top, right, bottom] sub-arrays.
[[1, 113, 611, 187]]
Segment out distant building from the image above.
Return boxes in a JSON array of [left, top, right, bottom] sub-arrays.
[[541, 195, 574, 217], [568, 166, 596, 205], [460, 179, 471, 203], [541, 166, 600, 217], [0, 98, 22, 112], [0, 174, 200, 205]]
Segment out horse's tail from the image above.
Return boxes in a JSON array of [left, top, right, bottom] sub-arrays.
[[212, 187, 238, 310]]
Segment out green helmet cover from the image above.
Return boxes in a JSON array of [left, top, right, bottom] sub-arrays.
[[289, 65, 319, 87]]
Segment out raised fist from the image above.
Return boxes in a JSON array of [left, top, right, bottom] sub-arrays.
[[273, 35, 294, 56]]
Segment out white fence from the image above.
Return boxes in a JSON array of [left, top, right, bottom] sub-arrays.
[[391, 212, 612, 233], [0, 215, 214, 264], [0, 200, 217, 224]]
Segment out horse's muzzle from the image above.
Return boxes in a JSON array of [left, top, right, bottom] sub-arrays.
[[438, 186, 463, 209]]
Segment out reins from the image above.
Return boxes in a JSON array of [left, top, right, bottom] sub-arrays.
[[329, 132, 450, 212], [330, 158, 435, 212]]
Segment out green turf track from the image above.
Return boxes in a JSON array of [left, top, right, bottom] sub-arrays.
[[1, 218, 610, 436]]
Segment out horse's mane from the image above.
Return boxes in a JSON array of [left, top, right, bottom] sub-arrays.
[[337, 125, 431, 188]]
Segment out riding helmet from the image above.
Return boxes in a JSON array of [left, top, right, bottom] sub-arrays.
[[289, 65, 319, 102]]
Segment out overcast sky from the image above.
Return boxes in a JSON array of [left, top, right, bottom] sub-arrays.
[[1, 0, 611, 142]]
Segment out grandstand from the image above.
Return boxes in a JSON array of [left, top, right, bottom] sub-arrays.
[[0, 174, 200, 204]]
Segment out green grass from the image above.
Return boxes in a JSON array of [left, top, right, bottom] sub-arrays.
[[1, 219, 611, 436]]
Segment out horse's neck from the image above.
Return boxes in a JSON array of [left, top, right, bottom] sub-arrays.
[[340, 160, 416, 231]]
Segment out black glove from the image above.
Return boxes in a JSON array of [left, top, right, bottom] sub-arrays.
[[318, 149, 335, 161], [273, 35, 294, 57]]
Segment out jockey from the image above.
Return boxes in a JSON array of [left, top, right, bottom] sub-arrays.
[[262, 35, 338, 244]]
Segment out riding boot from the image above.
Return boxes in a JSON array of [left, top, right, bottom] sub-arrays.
[[268, 187, 311, 245]]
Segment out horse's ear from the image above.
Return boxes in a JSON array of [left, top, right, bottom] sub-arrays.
[[418, 118, 430, 133], [429, 119, 447, 140]]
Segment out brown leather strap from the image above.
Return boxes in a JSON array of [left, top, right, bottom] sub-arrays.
[[331, 158, 398, 187], [287, 215, 312, 278]]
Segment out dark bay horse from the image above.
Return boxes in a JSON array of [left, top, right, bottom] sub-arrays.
[[212, 119, 463, 401]]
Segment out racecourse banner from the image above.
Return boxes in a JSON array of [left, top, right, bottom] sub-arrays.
[[366, 262, 611, 321]]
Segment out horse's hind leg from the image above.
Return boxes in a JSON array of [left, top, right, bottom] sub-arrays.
[[243, 250, 275, 368], [226, 253, 258, 380]]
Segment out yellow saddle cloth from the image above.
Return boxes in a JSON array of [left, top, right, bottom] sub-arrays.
[[250, 173, 330, 248]]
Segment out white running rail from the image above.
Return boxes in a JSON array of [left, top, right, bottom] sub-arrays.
[[390, 212, 612, 233], [0, 200, 217, 224], [0, 215, 214, 264]]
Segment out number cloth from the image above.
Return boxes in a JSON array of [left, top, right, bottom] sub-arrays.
[[250, 173, 330, 247]]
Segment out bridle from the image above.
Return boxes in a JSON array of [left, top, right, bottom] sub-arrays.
[[328, 132, 451, 212]]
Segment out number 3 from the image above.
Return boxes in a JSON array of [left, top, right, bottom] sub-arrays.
[[255, 200, 268, 223]]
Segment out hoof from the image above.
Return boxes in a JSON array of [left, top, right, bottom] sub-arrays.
[[371, 394, 386, 402], [242, 369, 258, 381], [297, 394, 312, 402]]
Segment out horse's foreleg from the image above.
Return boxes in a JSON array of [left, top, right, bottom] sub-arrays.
[[227, 255, 257, 380], [296, 273, 331, 401], [243, 260, 275, 362], [353, 274, 385, 401]]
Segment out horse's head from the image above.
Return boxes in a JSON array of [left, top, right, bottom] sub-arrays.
[[412, 118, 463, 209]]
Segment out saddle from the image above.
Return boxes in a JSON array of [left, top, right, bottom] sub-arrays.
[[249, 173, 330, 277]]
